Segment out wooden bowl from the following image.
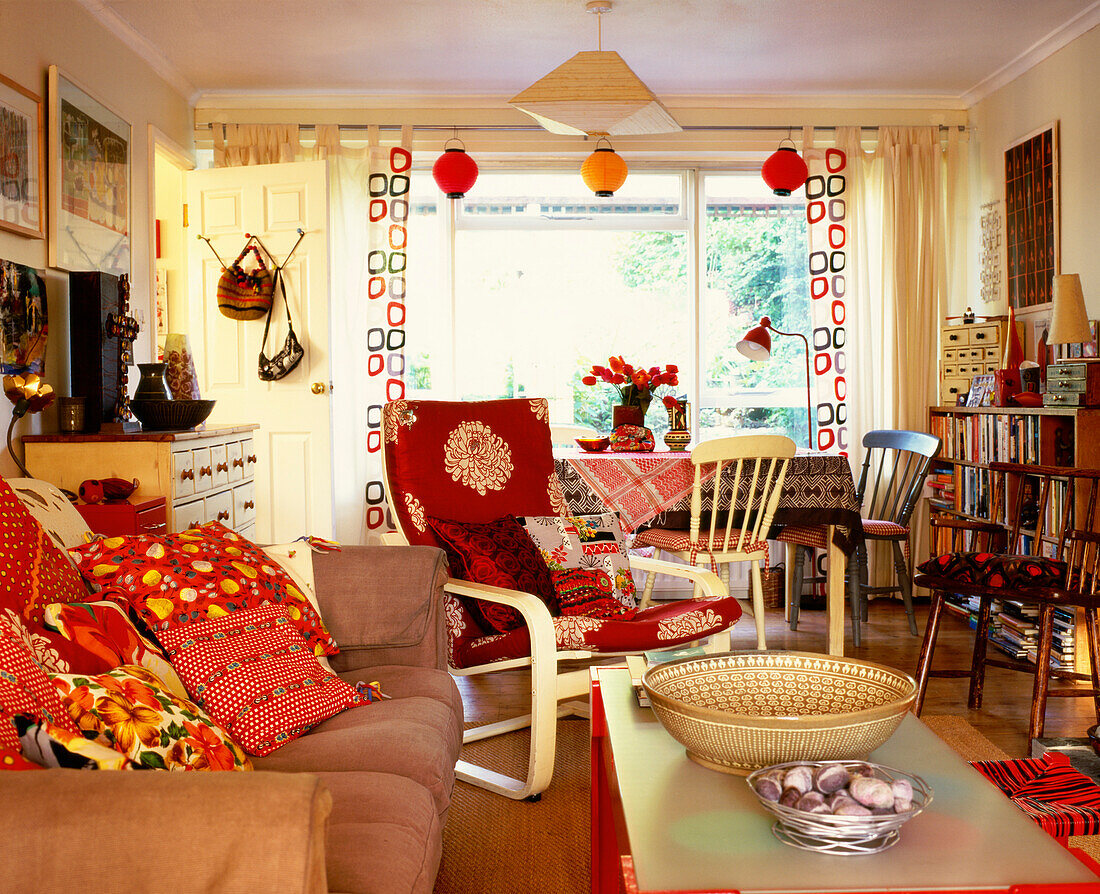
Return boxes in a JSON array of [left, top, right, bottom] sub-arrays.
[[575, 436, 610, 453]]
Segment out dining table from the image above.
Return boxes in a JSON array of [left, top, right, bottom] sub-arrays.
[[553, 446, 862, 656]]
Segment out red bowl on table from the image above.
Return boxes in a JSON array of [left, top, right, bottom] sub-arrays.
[[576, 436, 610, 453]]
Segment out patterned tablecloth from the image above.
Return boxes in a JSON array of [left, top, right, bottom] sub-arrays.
[[555, 449, 862, 553]]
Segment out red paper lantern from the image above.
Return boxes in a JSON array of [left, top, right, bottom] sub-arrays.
[[761, 141, 808, 197], [432, 139, 479, 199]]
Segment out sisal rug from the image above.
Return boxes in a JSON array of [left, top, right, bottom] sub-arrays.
[[435, 715, 1099, 892]]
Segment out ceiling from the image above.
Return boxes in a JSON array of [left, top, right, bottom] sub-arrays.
[[84, 0, 1100, 105]]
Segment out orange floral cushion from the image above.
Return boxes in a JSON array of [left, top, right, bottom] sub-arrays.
[[68, 522, 337, 657]]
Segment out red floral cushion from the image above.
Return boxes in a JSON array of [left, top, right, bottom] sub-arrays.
[[382, 398, 566, 546], [0, 617, 80, 750], [0, 743, 44, 770], [916, 552, 1065, 589], [551, 567, 633, 619], [427, 514, 558, 634], [68, 522, 337, 657], [158, 604, 364, 756]]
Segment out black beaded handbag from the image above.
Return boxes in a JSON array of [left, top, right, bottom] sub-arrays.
[[257, 268, 304, 381]]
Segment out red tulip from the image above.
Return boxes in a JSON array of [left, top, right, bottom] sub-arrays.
[[611, 374, 625, 384], [608, 356, 624, 374], [582, 375, 598, 386]]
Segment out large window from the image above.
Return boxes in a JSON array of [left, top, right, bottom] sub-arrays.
[[406, 167, 808, 443]]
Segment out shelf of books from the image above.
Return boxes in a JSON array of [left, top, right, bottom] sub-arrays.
[[928, 405, 1100, 675]]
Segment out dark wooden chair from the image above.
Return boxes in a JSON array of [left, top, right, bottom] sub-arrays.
[[784, 429, 941, 646], [913, 461, 1100, 743]]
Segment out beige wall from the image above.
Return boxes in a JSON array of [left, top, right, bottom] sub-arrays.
[[966, 24, 1099, 324], [0, 1, 193, 476]]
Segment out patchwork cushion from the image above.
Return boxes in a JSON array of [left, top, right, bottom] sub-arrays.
[[520, 513, 637, 610], [382, 398, 566, 547], [44, 600, 188, 699], [551, 567, 633, 619], [916, 552, 1065, 589], [68, 522, 337, 657], [0, 617, 80, 750], [51, 664, 252, 771], [14, 715, 133, 770], [159, 605, 365, 757], [427, 514, 558, 635]]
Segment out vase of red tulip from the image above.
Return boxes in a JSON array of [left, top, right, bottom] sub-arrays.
[[583, 356, 679, 427]]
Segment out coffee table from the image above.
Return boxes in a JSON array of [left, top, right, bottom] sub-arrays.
[[591, 666, 1100, 893]]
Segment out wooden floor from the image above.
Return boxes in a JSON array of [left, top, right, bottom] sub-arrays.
[[455, 598, 1100, 757]]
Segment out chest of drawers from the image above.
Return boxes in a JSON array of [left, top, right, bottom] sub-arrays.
[[24, 424, 259, 538], [940, 319, 1021, 405]]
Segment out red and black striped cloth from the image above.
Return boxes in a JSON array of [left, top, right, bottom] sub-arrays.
[[970, 752, 1100, 839]]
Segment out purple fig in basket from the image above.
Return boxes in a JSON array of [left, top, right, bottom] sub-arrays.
[[795, 791, 830, 814], [778, 787, 802, 808], [850, 776, 894, 809], [813, 764, 851, 794], [826, 791, 856, 809], [782, 765, 813, 794], [833, 800, 873, 817], [892, 778, 914, 812], [754, 772, 784, 802]]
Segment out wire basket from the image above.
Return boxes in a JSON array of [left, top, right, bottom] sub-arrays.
[[747, 760, 933, 854]]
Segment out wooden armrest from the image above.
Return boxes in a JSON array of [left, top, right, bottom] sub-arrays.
[[929, 516, 1004, 533]]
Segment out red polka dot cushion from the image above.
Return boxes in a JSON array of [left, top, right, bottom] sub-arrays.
[[68, 522, 337, 657], [158, 604, 365, 756], [0, 616, 80, 750], [0, 743, 45, 770]]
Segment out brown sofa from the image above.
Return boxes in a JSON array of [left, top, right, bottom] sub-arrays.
[[0, 479, 463, 894]]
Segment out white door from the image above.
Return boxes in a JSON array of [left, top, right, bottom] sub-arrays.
[[186, 160, 333, 543]]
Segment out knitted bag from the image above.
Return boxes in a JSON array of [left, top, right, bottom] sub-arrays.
[[216, 244, 274, 321]]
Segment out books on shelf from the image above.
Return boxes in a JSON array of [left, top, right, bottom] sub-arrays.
[[929, 409, 1051, 465]]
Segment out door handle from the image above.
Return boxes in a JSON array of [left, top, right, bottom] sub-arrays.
[[311, 382, 326, 394]]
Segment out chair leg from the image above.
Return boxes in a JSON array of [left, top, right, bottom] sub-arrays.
[[748, 560, 767, 650], [967, 595, 993, 710], [913, 588, 945, 716], [1086, 608, 1100, 728], [849, 546, 862, 648], [640, 549, 661, 609], [1029, 604, 1055, 743], [789, 545, 806, 631], [891, 540, 918, 636], [718, 562, 730, 602], [858, 544, 869, 622]]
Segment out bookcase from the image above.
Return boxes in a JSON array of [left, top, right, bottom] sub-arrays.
[[927, 405, 1100, 675]]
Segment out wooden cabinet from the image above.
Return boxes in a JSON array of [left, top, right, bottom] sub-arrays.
[[939, 319, 1022, 406], [76, 497, 167, 537], [24, 424, 259, 539], [927, 405, 1100, 675]]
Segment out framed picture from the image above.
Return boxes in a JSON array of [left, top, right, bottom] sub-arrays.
[[966, 374, 994, 408], [0, 73, 44, 239], [0, 259, 48, 374], [47, 65, 130, 277], [1005, 122, 1059, 310]]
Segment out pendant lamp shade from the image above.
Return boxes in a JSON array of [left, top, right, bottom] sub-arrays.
[[762, 142, 808, 197], [581, 139, 627, 197], [432, 140, 479, 199]]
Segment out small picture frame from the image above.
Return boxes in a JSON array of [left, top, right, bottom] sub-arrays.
[[967, 373, 995, 408], [0, 72, 45, 239]]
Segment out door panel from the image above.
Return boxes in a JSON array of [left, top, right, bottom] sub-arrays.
[[187, 160, 333, 543]]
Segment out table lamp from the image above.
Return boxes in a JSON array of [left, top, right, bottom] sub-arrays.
[[1048, 273, 1091, 359], [736, 316, 813, 449], [4, 373, 55, 477]]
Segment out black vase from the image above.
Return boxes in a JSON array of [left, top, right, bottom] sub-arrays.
[[133, 363, 171, 401]]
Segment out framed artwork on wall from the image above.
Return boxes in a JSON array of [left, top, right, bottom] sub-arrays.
[[47, 65, 130, 278], [0, 72, 45, 239], [1005, 121, 1059, 311]]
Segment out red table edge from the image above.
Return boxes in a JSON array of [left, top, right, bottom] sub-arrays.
[[589, 669, 1100, 894]]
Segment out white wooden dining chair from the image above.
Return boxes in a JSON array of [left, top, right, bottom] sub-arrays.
[[633, 435, 796, 650]]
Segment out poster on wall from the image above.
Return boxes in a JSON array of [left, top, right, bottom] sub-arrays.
[[47, 65, 130, 278], [0, 258, 48, 375], [0, 73, 44, 239], [1005, 121, 1059, 310]]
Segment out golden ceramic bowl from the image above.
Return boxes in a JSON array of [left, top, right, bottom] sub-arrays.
[[642, 651, 917, 774]]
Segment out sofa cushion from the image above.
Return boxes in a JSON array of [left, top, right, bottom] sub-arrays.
[[50, 664, 251, 771], [0, 617, 80, 750], [15, 715, 133, 770], [0, 742, 45, 770], [916, 552, 1065, 589], [160, 605, 365, 756], [253, 664, 462, 818], [68, 522, 337, 657], [318, 770, 442, 894]]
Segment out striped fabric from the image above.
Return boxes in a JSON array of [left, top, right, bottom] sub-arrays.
[[633, 528, 769, 571], [970, 752, 1100, 840], [863, 517, 910, 564], [776, 524, 829, 550]]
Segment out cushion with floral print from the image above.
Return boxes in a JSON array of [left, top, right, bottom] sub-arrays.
[[159, 604, 365, 757], [0, 616, 82, 751], [426, 514, 559, 635], [43, 600, 189, 699], [50, 664, 252, 771], [519, 513, 638, 610], [916, 552, 1065, 589], [68, 522, 337, 657], [14, 715, 132, 770], [0, 742, 45, 770], [551, 567, 634, 619]]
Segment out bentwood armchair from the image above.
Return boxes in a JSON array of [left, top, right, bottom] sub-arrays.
[[381, 398, 742, 800]]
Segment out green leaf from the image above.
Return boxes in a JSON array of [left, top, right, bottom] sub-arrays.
[[160, 730, 170, 748], [167, 721, 187, 739], [72, 677, 90, 688], [140, 751, 167, 769]]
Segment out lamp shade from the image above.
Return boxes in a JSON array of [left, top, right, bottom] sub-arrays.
[[1049, 274, 1091, 344], [761, 145, 809, 197], [736, 317, 773, 360], [432, 144, 479, 199], [581, 144, 627, 196]]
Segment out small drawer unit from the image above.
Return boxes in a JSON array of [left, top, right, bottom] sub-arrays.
[[939, 318, 1022, 406], [1044, 362, 1100, 407], [76, 497, 167, 537]]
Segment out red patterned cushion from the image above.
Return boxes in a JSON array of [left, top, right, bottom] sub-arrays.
[[633, 528, 770, 569], [608, 424, 655, 452], [916, 552, 1065, 589], [382, 398, 566, 546], [0, 743, 44, 770], [427, 514, 558, 634], [0, 617, 80, 750], [551, 567, 633, 619], [158, 604, 364, 756], [777, 524, 829, 550], [862, 519, 909, 538], [68, 522, 337, 657]]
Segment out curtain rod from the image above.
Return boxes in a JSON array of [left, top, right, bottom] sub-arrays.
[[199, 122, 967, 134]]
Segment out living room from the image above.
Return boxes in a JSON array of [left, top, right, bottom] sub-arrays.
[[2, 2, 1100, 892]]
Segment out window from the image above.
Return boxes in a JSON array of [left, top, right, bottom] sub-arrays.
[[406, 167, 809, 444]]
